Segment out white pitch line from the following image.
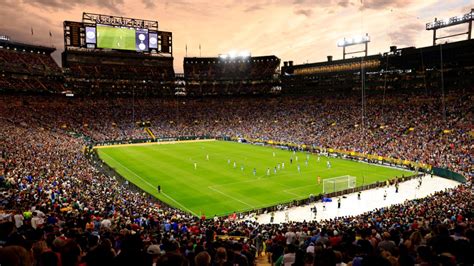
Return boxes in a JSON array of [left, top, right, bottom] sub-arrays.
[[100, 152, 198, 216], [207, 186, 254, 208], [282, 189, 302, 197]]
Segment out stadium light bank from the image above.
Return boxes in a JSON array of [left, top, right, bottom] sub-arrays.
[[218, 50, 251, 59], [425, 9, 473, 45], [337, 33, 370, 59]]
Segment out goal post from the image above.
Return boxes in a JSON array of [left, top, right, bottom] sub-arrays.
[[323, 175, 357, 194]]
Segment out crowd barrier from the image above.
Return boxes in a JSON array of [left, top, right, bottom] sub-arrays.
[[433, 167, 467, 183]]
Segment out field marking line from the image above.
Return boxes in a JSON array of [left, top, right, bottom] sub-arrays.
[[94, 138, 216, 149], [282, 189, 302, 198], [99, 152, 199, 216], [207, 186, 254, 208], [209, 168, 330, 190]]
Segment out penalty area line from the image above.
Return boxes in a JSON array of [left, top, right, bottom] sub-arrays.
[[99, 152, 198, 216]]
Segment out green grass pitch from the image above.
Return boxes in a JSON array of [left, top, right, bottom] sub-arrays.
[[97, 140, 413, 217], [97, 25, 136, 51]]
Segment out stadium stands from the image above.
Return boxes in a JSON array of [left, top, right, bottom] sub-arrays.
[[0, 26, 473, 266], [0, 91, 472, 265], [0, 38, 64, 93], [183, 55, 280, 95], [282, 39, 474, 94], [62, 49, 175, 95]]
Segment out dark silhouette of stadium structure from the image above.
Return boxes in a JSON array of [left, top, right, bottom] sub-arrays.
[[0, 11, 473, 96]]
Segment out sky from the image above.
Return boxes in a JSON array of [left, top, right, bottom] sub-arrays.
[[0, 0, 472, 72]]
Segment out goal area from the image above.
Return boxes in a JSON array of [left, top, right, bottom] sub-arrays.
[[323, 175, 357, 194]]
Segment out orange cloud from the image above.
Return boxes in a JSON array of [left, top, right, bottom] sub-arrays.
[[0, 0, 469, 72]]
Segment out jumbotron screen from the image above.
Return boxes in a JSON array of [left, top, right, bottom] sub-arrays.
[[96, 25, 149, 51]]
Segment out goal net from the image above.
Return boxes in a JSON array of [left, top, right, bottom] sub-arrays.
[[323, 175, 357, 194]]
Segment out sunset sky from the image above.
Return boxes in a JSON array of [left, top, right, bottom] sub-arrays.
[[0, 0, 472, 72]]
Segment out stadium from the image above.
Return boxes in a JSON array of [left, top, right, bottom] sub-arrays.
[[0, 5, 473, 266]]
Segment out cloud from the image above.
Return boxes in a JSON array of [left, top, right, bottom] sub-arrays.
[[360, 0, 413, 10], [338, 0, 350, 7], [387, 21, 423, 47], [244, 4, 264, 12], [294, 9, 313, 17], [0, 0, 456, 72], [142, 0, 155, 8], [291, 0, 416, 10], [22, 0, 125, 14]]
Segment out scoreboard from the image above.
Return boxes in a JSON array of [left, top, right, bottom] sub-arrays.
[[63, 13, 172, 55]]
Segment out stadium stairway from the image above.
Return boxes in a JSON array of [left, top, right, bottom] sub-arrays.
[[144, 127, 156, 140], [255, 254, 271, 266]]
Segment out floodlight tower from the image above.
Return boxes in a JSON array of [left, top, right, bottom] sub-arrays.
[[426, 9, 474, 45], [337, 33, 370, 59]]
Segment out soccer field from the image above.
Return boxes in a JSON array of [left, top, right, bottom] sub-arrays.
[[97, 140, 413, 217]]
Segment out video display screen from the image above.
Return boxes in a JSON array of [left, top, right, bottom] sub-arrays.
[[136, 29, 149, 51], [149, 32, 158, 49], [97, 25, 136, 51], [85, 27, 96, 44]]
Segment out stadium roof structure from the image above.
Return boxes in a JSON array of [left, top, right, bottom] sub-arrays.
[[184, 55, 280, 64], [282, 38, 474, 76], [0, 38, 56, 54], [282, 54, 382, 76]]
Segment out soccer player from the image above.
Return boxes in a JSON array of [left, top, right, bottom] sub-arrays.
[[233, 161, 237, 169], [274, 167, 277, 174], [277, 163, 281, 170], [253, 168, 256, 176], [241, 165, 244, 171], [317, 176, 321, 185], [273, 151, 275, 157], [297, 164, 301, 173], [282, 162, 285, 169], [326, 161, 331, 169], [227, 159, 230, 165], [295, 156, 298, 162], [157, 185, 161, 193], [290, 158, 293, 164], [194, 162, 197, 170], [206, 154, 209, 160], [305, 160, 308, 167], [266, 168, 270, 176], [306, 154, 310, 161]]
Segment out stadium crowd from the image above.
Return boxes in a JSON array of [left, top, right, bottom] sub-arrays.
[[0, 91, 472, 266]]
